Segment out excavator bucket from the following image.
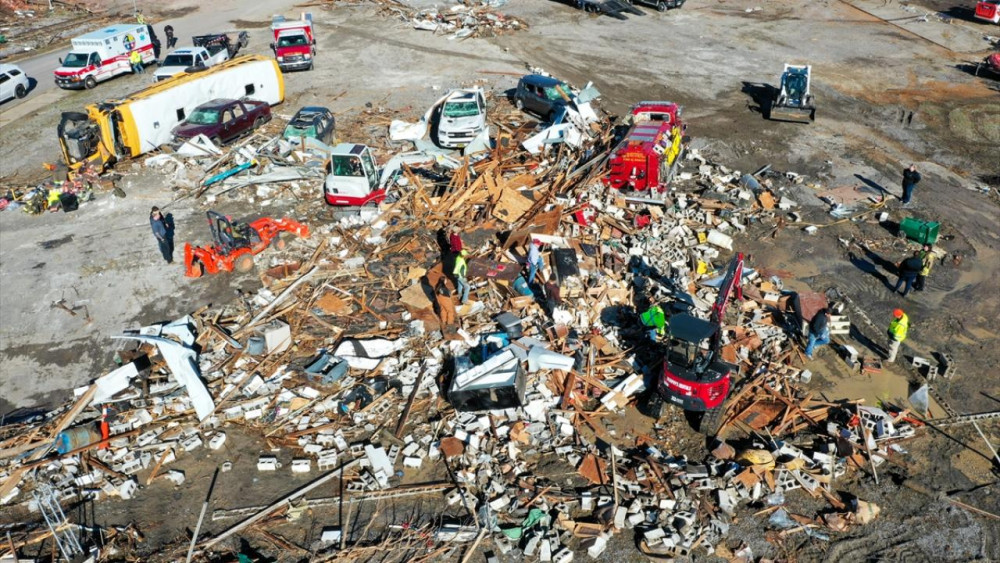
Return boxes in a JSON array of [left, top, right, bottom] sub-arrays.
[[183, 243, 205, 278], [769, 104, 815, 123]]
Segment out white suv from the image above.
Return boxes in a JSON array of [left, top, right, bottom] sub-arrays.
[[436, 88, 487, 149], [0, 63, 30, 103]]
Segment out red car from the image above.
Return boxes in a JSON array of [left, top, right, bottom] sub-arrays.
[[172, 98, 271, 145]]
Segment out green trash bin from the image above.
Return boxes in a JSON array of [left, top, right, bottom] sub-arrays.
[[899, 217, 940, 245]]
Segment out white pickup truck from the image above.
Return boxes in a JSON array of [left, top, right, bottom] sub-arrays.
[[153, 32, 248, 82]]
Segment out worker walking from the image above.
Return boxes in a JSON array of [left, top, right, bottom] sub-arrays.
[[164, 24, 177, 49], [150, 206, 174, 264], [804, 309, 831, 359], [894, 250, 923, 297], [527, 239, 544, 285], [886, 308, 909, 362], [914, 244, 934, 291], [434, 276, 456, 331], [129, 50, 144, 74], [640, 303, 667, 341], [901, 164, 921, 206], [453, 250, 470, 305]]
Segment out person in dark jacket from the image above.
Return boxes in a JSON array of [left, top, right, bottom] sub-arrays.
[[150, 206, 174, 264], [164, 25, 177, 49], [893, 250, 923, 297], [804, 309, 831, 359], [901, 164, 921, 206]]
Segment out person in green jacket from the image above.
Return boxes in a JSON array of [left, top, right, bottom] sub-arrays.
[[641, 303, 667, 341], [886, 308, 909, 362], [453, 250, 470, 305]]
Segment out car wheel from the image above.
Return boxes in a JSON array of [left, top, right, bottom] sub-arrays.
[[657, 1, 667, 11], [84, 76, 97, 89], [15, 84, 27, 99], [235, 254, 255, 273], [210, 136, 222, 147], [254, 117, 265, 131], [514, 98, 524, 110]]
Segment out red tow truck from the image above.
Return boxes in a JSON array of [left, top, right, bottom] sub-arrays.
[[604, 101, 687, 195], [270, 14, 316, 72]]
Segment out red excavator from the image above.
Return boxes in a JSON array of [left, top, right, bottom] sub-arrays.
[[184, 211, 310, 278], [654, 252, 744, 435]]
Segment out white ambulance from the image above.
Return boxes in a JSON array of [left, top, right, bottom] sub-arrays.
[[54, 24, 159, 90]]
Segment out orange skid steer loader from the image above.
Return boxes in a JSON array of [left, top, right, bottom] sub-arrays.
[[184, 211, 309, 278]]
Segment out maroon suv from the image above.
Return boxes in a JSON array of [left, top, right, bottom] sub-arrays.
[[172, 98, 271, 145]]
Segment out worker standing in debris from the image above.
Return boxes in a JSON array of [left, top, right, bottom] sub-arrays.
[[453, 250, 470, 305], [640, 302, 667, 341], [149, 206, 174, 264], [915, 244, 934, 291], [901, 164, 921, 206], [893, 250, 923, 297], [129, 50, 143, 74], [434, 276, 456, 331], [886, 308, 909, 362], [804, 309, 831, 359], [527, 239, 545, 285], [449, 226, 463, 254]]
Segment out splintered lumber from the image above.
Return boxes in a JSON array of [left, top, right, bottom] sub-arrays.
[[199, 459, 360, 551], [235, 266, 317, 337]]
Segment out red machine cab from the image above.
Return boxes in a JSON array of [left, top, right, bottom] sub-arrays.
[[605, 101, 686, 194]]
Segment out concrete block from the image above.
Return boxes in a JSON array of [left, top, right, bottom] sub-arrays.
[[208, 432, 227, 450], [290, 459, 312, 473], [320, 527, 342, 543], [403, 456, 423, 469], [552, 547, 574, 563], [118, 479, 138, 500], [165, 470, 185, 486], [257, 456, 280, 471]]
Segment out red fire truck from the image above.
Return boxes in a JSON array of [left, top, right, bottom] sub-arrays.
[[604, 101, 686, 194]]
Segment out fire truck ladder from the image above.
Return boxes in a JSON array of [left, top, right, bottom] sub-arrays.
[[33, 483, 84, 561]]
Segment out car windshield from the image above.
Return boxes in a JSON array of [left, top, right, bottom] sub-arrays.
[[443, 101, 480, 118], [186, 108, 221, 125], [542, 84, 568, 101], [331, 155, 363, 177], [278, 35, 308, 48], [284, 125, 316, 138], [62, 53, 90, 68], [162, 54, 194, 67]]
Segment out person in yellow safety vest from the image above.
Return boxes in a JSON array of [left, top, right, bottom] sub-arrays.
[[136, 11, 146, 24], [453, 250, 470, 305], [915, 244, 934, 292], [641, 304, 667, 341], [886, 308, 909, 363], [129, 50, 144, 74]]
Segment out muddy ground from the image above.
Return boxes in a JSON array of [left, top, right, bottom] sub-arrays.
[[1, 0, 999, 560]]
